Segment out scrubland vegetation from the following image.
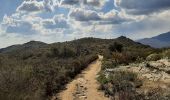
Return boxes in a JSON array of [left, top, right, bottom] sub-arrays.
[[97, 71, 144, 100], [0, 40, 98, 100], [97, 40, 170, 100], [0, 36, 168, 100], [146, 49, 170, 61]]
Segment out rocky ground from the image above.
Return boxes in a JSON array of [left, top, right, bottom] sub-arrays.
[[105, 58, 170, 95], [52, 55, 109, 100], [53, 58, 170, 100]]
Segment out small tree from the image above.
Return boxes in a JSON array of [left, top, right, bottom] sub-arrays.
[[51, 47, 59, 57], [109, 42, 123, 52], [60, 46, 76, 58]]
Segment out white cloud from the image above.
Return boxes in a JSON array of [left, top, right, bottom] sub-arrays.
[[1, 12, 71, 37], [114, 0, 170, 15], [69, 8, 132, 24], [1, 15, 40, 35], [17, 0, 44, 12], [84, 0, 106, 7], [98, 9, 132, 24], [42, 14, 70, 29], [1, 0, 170, 48], [61, 0, 107, 9], [110, 10, 170, 40], [69, 8, 101, 21], [16, 0, 59, 13]]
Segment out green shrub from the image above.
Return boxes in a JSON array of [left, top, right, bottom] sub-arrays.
[[98, 71, 142, 99], [108, 71, 138, 83], [97, 72, 108, 85], [111, 52, 136, 65], [101, 60, 117, 70], [162, 49, 170, 58], [60, 46, 76, 58], [146, 53, 162, 61], [48, 46, 77, 58], [50, 47, 59, 57], [108, 42, 123, 53]]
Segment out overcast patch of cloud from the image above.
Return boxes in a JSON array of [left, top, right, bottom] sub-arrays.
[[16, 0, 59, 13], [1, 15, 37, 35], [99, 10, 132, 24], [69, 8, 101, 21], [1, 13, 71, 37], [69, 8, 132, 24], [17, 0, 44, 12], [42, 14, 70, 29], [1, 0, 170, 48], [110, 10, 170, 40], [61, 0, 106, 9], [115, 0, 170, 15], [62, 0, 79, 5]]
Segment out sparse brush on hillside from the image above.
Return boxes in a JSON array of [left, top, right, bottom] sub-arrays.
[[145, 49, 170, 61], [97, 71, 143, 100], [0, 37, 157, 100], [162, 49, 170, 58], [101, 60, 117, 70], [97, 40, 170, 100], [0, 42, 98, 100], [146, 53, 162, 61]]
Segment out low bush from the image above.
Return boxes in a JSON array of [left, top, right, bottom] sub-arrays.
[[48, 46, 76, 58], [101, 60, 117, 70], [108, 42, 123, 53], [146, 53, 162, 61], [0, 52, 98, 100], [162, 49, 170, 58], [111, 52, 137, 65], [97, 71, 143, 99]]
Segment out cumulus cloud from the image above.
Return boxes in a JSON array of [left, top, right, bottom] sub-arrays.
[[62, 0, 79, 5], [109, 10, 170, 40], [0, 12, 71, 37], [115, 0, 170, 15], [17, 0, 44, 12], [83, 0, 106, 7], [61, 0, 106, 8], [44, 0, 54, 12], [17, 0, 59, 13], [99, 10, 132, 24], [2, 15, 37, 35], [6, 22, 35, 35], [69, 8, 132, 24], [42, 14, 70, 29], [1, 0, 170, 48], [69, 8, 101, 21]]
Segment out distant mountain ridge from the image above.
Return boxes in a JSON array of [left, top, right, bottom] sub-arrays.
[[138, 32, 170, 48]]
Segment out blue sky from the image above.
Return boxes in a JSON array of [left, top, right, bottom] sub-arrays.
[[0, 0, 170, 48], [0, 0, 23, 21]]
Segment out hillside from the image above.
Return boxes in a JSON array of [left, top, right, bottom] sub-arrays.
[[138, 32, 170, 48], [0, 36, 156, 100], [0, 36, 153, 57], [0, 41, 47, 53]]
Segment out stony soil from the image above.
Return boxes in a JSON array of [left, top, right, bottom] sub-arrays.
[[52, 55, 109, 100]]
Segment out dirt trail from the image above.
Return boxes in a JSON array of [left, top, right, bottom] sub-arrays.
[[52, 55, 109, 100]]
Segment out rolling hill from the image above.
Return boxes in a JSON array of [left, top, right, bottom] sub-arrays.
[[0, 41, 47, 53], [0, 36, 156, 100], [138, 31, 170, 48]]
